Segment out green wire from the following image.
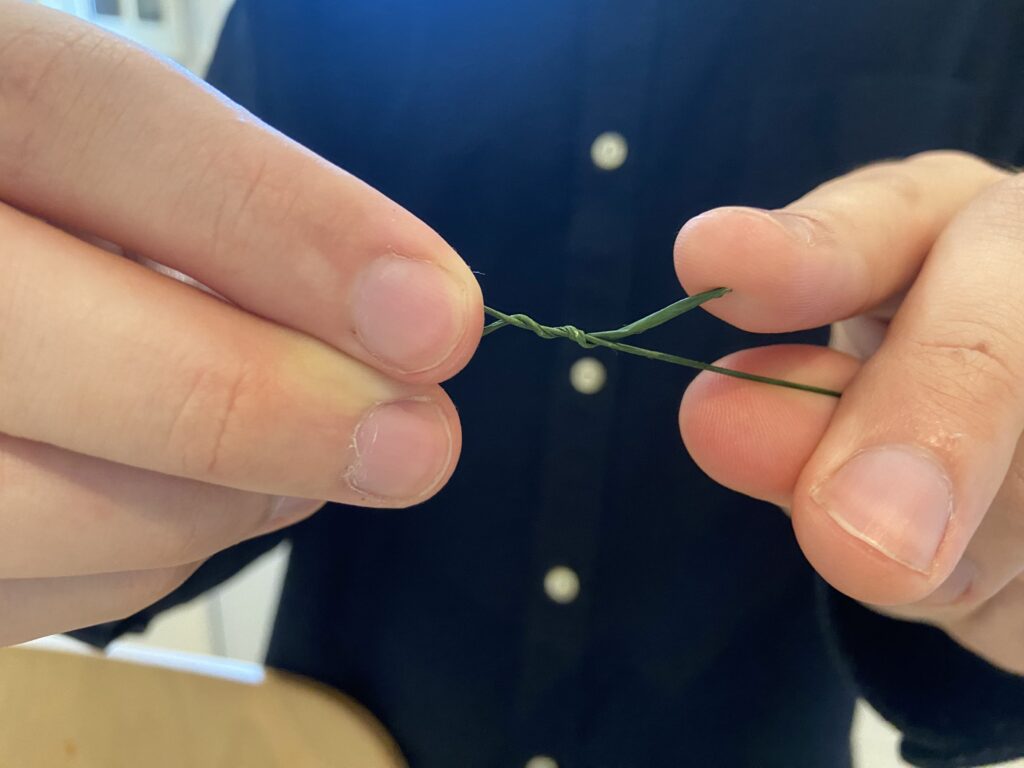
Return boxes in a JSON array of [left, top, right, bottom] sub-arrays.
[[482, 287, 842, 398]]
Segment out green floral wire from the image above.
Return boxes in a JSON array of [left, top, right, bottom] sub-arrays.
[[482, 287, 842, 398]]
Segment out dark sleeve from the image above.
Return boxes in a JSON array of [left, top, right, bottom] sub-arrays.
[[820, 583, 1024, 768], [70, 531, 289, 647]]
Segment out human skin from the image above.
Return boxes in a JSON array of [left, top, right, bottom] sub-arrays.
[[6, 3, 1024, 680], [0, 2, 481, 644], [677, 152, 1024, 674]]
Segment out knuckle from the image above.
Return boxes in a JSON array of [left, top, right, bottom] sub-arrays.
[[909, 150, 1010, 190], [909, 324, 1020, 418], [226, 144, 275, 226], [811, 151, 1005, 224], [844, 161, 924, 208], [976, 174, 1024, 230], [0, 23, 85, 109], [0, 23, 94, 173], [799, 161, 924, 231], [779, 205, 837, 235], [906, 149, 991, 172], [165, 359, 264, 480], [0, 15, 137, 183], [191, 130, 299, 263]]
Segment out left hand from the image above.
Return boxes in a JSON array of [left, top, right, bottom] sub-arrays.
[[675, 151, 1024, 675]]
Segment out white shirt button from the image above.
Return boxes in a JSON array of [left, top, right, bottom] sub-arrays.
[[590, 131, 628, 170], [569, 356, 607, 395], [525, 756, 559, 768], [543, 566, 580, 605]]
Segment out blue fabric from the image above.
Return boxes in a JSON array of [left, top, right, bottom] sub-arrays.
[[75, 2, 1024, 765]]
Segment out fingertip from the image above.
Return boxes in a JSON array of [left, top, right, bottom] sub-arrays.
[[793, 442, 958, 605], [349, 201, 484, 385], [420, 247, 484, 384], [344, 389, 463, 509], [674, 206, 857, 333], [792, 499, 940, 605], [674, 207, 807, 331], [392, 218, 484, 384], [679, 345, 856, 505], [443, 257, 485, 378], [679, 355, 794, 505]]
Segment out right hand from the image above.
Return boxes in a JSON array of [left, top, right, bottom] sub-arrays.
[[0, 3, 481, 645]]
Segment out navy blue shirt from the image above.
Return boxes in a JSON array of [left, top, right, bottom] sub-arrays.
[[78, 2, 1024, 766]]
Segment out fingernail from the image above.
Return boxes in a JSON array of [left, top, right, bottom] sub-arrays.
[[352, 255, 467, 373], [346, 399, 452, 501], [765, 210, 819, 245], [810, 446, 953, 573]]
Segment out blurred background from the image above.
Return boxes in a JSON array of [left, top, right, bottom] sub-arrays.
[[34, 0, 234, 73], [18, 2, 1023, 767]]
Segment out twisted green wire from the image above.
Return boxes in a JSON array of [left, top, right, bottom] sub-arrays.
[[483, 287, 842, 398]]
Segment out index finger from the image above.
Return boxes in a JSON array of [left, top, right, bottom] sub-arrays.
[[674, 151, 1005, 333], [0, 3, 481, 382]]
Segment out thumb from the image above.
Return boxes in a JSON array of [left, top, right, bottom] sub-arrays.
[[794, 175, 1024, 606]]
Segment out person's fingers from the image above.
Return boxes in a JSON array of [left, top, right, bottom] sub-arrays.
[[0, 433, 323, 578], [877, 431, 1024, 620], [0, 563, 200, 647], [791, 173, 1024, 606], [940, 578, 1024, 676], [679, 345, 859, 507], [679, 344, 1024, 670], [0, 203, 459, 507], [677, 344, 1024, 641], [0, 3, 481, 382], [957, 435, 1024, 605], [674, 151, 1005, 333]]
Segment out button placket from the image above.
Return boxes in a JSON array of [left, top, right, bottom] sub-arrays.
[[543, 566, 581, 604], [569, 356, 607, 394], [590, 131, 628, 170]]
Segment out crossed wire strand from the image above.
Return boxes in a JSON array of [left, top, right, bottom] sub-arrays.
[[483, 287, 842, 398]]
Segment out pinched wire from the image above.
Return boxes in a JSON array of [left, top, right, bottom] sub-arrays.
[[483, 287, 841, 398]]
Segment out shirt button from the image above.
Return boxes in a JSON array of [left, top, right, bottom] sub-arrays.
[[569, 356, 607, 395], [543, 566, 580, 605], [525, 757, 559, 768], [590, 131, 628, 170]]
